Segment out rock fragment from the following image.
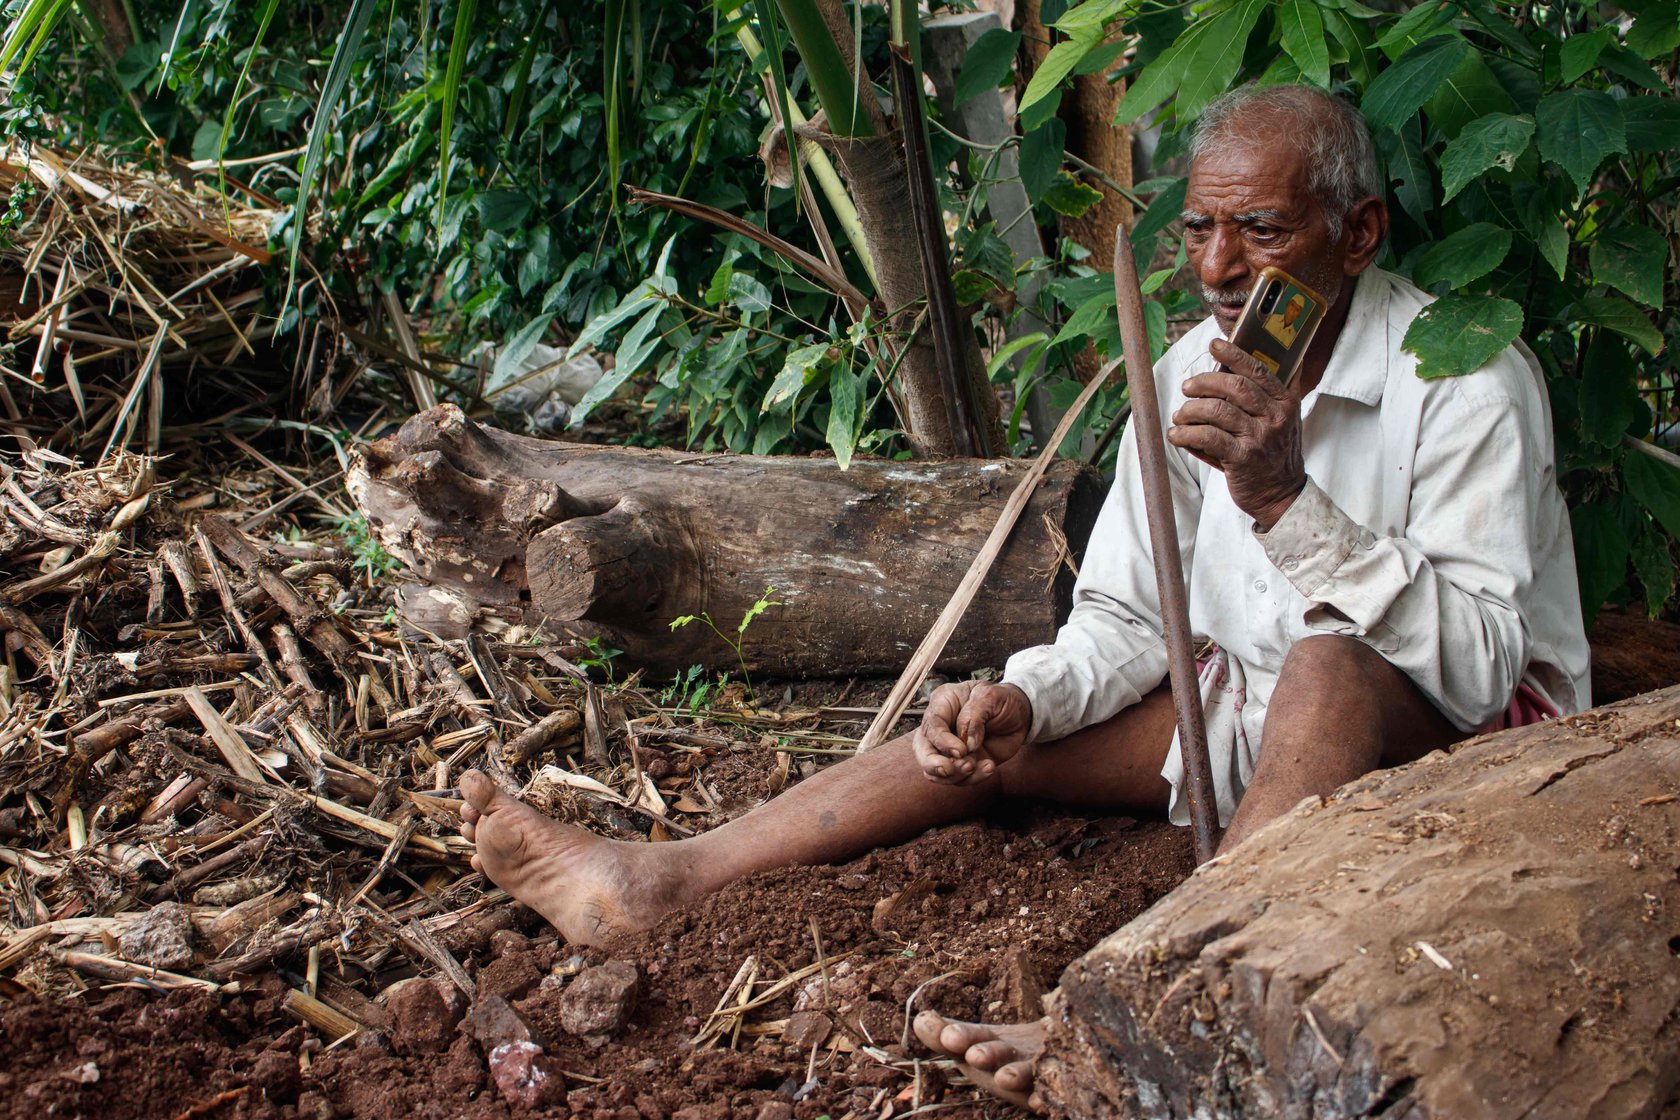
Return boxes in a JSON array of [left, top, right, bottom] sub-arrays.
[[488, 1041, 566, 1110], [382, 978, 464, 1055], [466, 992, 542, 1050], [558, 960, 640, 1037], [782, 1010, 831, 1050]]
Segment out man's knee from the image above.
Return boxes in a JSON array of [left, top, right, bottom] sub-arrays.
[[1277, 633, 1396, 693]]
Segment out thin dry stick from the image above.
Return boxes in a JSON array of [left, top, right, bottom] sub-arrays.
[[855, 359, 1126, 752]]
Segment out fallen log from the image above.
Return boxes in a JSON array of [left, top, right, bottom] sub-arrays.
[[1036, 685, 1680, 1119], [347, 404, 1104, 677]]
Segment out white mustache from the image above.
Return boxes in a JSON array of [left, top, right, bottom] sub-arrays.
[[1202, 285, 1250, 308]]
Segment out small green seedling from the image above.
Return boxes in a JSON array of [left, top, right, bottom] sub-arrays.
[[576, 635, 624, 682], [328, 514, 402, 583], [669, 584, 782, 700]]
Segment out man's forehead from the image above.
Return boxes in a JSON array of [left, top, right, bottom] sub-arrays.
[[1184, 144, 1315, 214]]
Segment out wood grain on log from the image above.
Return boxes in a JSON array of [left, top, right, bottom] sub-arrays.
[[347, 405, 1104, 677], [1038, 686, 1680, 1120]]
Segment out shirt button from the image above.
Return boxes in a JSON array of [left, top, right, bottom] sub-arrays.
[[1253, 579, 1268, 593], [1281, 558, 1299, 573]]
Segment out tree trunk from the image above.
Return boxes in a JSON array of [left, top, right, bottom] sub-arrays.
[[1036, 685, 1680, 1120], [347, 405, 1101, 678]]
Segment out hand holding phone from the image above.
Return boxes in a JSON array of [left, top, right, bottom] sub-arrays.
[[1224, 267, 1328, 388]]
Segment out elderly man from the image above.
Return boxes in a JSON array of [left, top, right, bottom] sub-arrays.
[[457, 83, 1589, 1109]]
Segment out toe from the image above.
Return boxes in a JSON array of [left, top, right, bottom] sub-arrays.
[[913, 1011, 952, 1053], [460, 769, 499, 813], [963, 1039, 1018, 1071], [996, 1059, 1036, 1093], [461, 821, 476, 842]]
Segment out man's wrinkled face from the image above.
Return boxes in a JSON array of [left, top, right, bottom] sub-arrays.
[[1182, 139, 1348, 338]]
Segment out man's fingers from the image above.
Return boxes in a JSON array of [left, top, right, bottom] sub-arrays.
[[1181, 370, 1272, 415], [1173, 397, 1251, 433], [1168, 422, 1239, 464], [1209, 338, 1287, 393]]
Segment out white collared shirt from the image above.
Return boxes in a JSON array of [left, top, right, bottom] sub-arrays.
[[1002, 267, 1591, 825]]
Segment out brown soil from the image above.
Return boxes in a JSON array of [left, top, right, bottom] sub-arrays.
[[1, 738, 1193, 1120]]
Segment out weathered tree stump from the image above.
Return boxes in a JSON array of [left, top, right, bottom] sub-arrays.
[[1037, 685, 1680, 1120], [347, 404, 1104, 677]]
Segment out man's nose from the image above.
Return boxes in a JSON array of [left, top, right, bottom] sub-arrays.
[[1197, 227, 1247, 290]]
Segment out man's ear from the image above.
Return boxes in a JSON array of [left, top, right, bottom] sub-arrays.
[[1341, 197, 1388, 276]]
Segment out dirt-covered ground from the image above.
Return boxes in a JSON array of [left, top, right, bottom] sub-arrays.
[[1, 727, 1194, 1119]]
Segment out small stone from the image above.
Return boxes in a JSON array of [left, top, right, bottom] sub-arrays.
[[489, 929, 532, 958], [782, 1010, 831, 1051], [466, 993, 542, 1050], [119, 902, 194, 971], [383, 978, 463, 1055], [755, 1100, 794, 1120], [488, 1041, 566, 1110], [559, 961, 640, 1037], [250, 1049, 300, 1103], [478, 951, 542, 1001], [671, 1106, 731, 1120]]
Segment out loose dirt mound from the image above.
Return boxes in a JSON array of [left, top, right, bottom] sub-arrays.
[[3, 802, 1191, 1119]]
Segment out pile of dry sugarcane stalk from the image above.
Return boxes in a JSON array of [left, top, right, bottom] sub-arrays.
[[0, 141, 343, 456], [0, 441, 857, 1029]]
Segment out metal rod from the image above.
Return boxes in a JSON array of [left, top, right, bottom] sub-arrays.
[[1111, 234, 1221, 863]]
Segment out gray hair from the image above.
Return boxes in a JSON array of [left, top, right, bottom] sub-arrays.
[[1189, 84, 1380, 239]]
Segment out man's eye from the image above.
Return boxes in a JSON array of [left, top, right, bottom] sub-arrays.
[[1247, 226, 1279, 241]]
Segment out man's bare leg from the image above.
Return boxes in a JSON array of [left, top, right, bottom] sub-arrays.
[[458, 685, 1178, 947], [916, 635, 1465, 1113]]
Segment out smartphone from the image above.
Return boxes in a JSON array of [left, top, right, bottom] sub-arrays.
[[1225, 266, 1328, 388]]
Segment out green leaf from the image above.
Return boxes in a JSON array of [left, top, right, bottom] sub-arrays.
[[955, 28, 1021, 107], [986, 332, 1048, 382], [1439, 113, 1533, 203], [1625, 448, 1680, 545], [436, 0, 478, 222], [1629, 519, 1675, 618], [1590, 225, 1668, 309], [1362, 35, 1471, 133], [1626, 0, 1680, 59], [1020, 31, 1101, 120], [1173, 0, 1266, 120], [1378, 121, 1433, 228], [567, 278, 670, 358], [1019, 119, 1066, 204], [613, 303, 666, 379], [1401, 293, 1523, 379], [1535, 89, 1627, 198], [1322, 6, 1375, 86], [1376, 0, 1456, 58], [1053, 0, 1125, 34], [1523, 198, 1568, 281], [1043, 176, 1104, 217], [1577, 333, 1643, 447], [491, 313, 556, 390], [1623, 97, 1680, 154], [704, 259, 734, 308], [476, 190, 533, 233], [1558, 26, 1613, 84], [825, 364, 862, 470], [1571, 502, 1629, 630], [1598, 43, 1666, 90], [726, 273, 773, 315], [1412, 223, 1512, 290], [1051, 288, 1116, 348], [1130, 177, 1187, 248], [1573, 295, 1665, 355], [763, 343, 830, 411], [1422, 47, 1514, 140], [1278, 0, 1330, 88]]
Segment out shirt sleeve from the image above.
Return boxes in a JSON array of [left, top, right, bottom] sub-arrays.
[[1001, 363, 1204, 744], [1254, 383, 1542, 731]]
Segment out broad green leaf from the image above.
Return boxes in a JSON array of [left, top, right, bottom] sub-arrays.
[[1571, 502, 1629, 629], [1623, 97, 1680, 154], [726, 273, 773, 315], [1376, 0, 1456, 58], [1073, 39, 1129, 75], [1173, 0, 1266, 120], [1020, 31, 1102, 119], [613, 303, 667, 379], [1527, 206, 1568, 281], [1629, 519, 1676, 617], [1378, 122, 1433, 228], [763, 343, 829, 410], [1051, 288, 1117, 348], [1020, 119, 1067, 204], [1322, 7, 1375, 86], [1624, 449, 1680, 545], [1599, 43, 1666, 90], [1422, 48, 1515, 140], [436, 0, 478, 222], [518, 228, 552, 296], [1413, 224, 1511, 290], [825, 364, 862, 470], [1535, 89, 1627, 198], [1130, 177, 1187, 248], [704, 259, 734, 308], [491, 313, 556, 390], [1573, 295, 1664, 355], [1626, 0, 1680, 58], [1362, 36, 1471, 133], [567, 278, 669, 357], [1043, 176, 1104, 217], [1402, 293, 1523, 379], [1113, 30, 1190, 126], [476, 190, 533, 233], [1578, 333, 1642, 447], [955, 29, 1022, 107], [1439, 113, 1533, 203], [1590, 225, 1668, 309], [1278, 0, 1330, 88], [1558, 26, 1612, 84], [1053, 0, 1126, 34]]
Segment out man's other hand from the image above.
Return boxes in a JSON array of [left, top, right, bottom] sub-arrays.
[[1169, 337, 1306, 531], [912, 681, 1031, 786]]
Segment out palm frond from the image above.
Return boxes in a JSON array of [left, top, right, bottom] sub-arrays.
[[1, 0, 73, 76], [435, 0, 477, 222]]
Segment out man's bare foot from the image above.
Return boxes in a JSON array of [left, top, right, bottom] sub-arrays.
[[914, 1009, 1047, 1113], [458, 770, 686, 946]]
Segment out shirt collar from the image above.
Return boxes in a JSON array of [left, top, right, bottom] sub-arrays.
[[1308, 267, 1392, 407]]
